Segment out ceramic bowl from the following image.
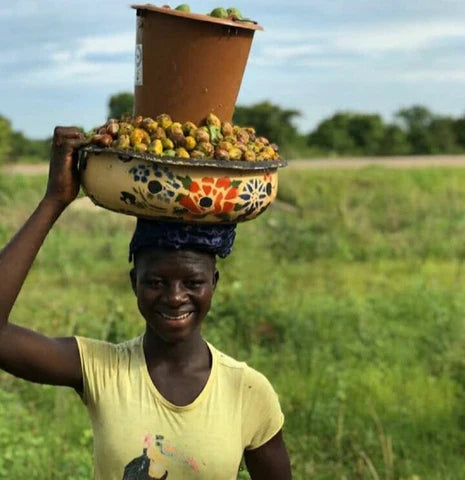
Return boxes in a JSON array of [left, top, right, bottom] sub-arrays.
[[78, 146, 286, 224]]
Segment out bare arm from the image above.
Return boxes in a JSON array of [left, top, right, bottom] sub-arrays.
[[244, 430, 292, 480], [0, 127, 88, 390]]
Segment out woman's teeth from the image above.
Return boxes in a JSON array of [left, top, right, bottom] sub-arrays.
[[160, 312, 191, 321]]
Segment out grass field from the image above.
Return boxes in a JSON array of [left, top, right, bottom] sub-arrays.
[[1, 167, 465, 479]]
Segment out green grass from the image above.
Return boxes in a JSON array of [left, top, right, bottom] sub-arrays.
[[1, 168, 465, 479]]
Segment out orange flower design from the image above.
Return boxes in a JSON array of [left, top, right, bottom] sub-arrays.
[[178, 176, 241, 216]]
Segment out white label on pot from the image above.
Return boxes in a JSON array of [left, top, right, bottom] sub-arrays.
[[135, 44, 143, 86]]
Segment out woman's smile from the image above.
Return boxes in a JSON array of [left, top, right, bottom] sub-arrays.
[[156, 311, 194, 327]]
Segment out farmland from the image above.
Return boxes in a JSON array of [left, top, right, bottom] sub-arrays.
[[1, 166, 465, 479]]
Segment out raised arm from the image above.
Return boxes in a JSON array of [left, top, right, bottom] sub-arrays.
[[0, 127, 87, 390]]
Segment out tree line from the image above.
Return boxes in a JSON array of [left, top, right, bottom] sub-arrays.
[[2, 93, 465, 164]]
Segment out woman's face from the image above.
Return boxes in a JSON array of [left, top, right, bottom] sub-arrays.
[[131, 248, 217, 343]]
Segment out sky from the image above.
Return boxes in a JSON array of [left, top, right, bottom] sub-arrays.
[[2, 0, 465, 139]]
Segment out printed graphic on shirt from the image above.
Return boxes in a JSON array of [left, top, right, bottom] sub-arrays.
[[122, 433, 200, 479]]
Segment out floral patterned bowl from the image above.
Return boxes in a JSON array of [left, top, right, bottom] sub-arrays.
[[78, 146, 287, 224]]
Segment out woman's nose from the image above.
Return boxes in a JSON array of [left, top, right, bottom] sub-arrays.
[[164, 282, 187, 305]]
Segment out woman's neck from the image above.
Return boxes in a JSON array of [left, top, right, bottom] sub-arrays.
[[143, 330, 210, 370]]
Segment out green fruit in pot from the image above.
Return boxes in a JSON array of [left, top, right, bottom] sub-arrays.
[[210, 7, 228, 18], [208, 125, 223, 144], [227, 7, 242, 18], [162, 149, 176, 157], [175, 4, 191, 12]]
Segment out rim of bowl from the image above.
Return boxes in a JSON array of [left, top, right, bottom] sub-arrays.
[[79, 146, 287, 171]]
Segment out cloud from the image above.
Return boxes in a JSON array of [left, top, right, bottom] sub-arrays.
[[249, 19, 465, 74], [400, 69, 465, 82], [335, 20, 465, 54], [10, 32, 134, 87], [18, 60, 133, 87], [76, 33, 134, 57]]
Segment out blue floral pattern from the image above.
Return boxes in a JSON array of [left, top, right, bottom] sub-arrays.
[[239, 178, 273, 212], [129, 164, 151, 183], [118, 158, 277, 222]]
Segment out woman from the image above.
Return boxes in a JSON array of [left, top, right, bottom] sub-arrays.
[[0, 127, 292, 479]]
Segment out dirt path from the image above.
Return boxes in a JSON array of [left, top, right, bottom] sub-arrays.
[[4, 155, 465, 175], [1, 163, 50, 175], [288, 154, 465, 169]]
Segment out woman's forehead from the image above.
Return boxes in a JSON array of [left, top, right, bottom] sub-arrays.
[[135, 247, 215, 272]]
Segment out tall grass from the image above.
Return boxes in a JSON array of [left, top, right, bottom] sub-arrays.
[[1, 168, 465, 479]]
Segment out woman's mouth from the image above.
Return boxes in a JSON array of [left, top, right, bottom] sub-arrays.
[[157, 311, 193, 325]]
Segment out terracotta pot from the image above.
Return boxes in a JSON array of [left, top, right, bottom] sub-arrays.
[[132, 4, 263, 124], [79, 147, 286, 224]]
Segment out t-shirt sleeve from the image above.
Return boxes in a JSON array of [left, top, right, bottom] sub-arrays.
[[242, 367, 285, 451], [75, 336, 120, 406]]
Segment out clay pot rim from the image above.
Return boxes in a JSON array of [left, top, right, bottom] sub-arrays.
[[79, 146, 287, 171], [131, 4, 264, 32]]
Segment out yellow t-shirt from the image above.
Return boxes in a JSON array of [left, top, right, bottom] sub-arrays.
[[76, 336, 284, 480]]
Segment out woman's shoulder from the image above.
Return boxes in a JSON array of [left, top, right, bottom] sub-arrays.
[[208, 343, 274, 388], [75, 335, 143, 363], [208, 343, 247, 370]]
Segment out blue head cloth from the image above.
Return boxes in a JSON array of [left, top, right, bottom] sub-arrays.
[[129, 219, 237, 262]]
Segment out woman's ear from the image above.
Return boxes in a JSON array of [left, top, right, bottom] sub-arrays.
[[213, 270, 219, 290], [130, 268, 137, 296]]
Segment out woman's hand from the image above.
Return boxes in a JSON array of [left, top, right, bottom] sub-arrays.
[[44, 126, 89, 208]]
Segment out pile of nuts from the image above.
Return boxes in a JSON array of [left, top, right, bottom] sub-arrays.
[[89, 113, 280, 162]]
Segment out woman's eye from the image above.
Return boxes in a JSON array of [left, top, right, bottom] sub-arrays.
[[145, 279, 163, 288], [186, 280, 204, 288]]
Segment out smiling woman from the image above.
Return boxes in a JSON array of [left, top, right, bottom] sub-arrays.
[[0, 128, 292, 479]]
